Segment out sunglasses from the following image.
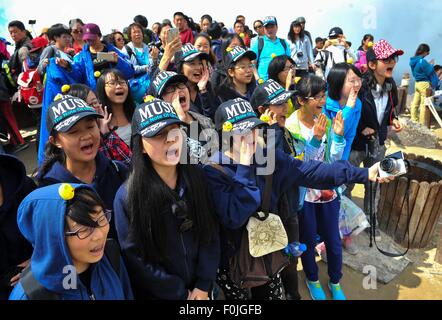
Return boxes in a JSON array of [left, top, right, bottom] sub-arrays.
[[254, 25, 263, 30], [72, 29, 83, 34]]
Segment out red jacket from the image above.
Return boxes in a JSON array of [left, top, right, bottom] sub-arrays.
[[180, 28, 194, 45]]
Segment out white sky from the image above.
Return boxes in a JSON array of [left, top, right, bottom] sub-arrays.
[[1, 0, 441, 81]]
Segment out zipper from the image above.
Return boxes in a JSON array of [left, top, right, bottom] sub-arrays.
[[180, 233, 190, 284]]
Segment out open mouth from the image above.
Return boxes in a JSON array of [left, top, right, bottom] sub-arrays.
[[115, 91, 125, 96], [166, 147, 180, 160], [80, 143, 94, 155], [90, 244, 104, 256], [193, 72, 202, 79], [386, 67, 394, 73]]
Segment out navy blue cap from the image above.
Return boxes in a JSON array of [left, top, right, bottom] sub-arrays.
[[224, 46, 257, 68], [150, 71, 188, 98], [46, 95, 102, 133], [263, 16, 278, 26], [250, 79, 294, 109]]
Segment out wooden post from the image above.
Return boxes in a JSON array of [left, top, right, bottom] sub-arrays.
[[397, 73, 410, 115], [436, 227, 442, 264]]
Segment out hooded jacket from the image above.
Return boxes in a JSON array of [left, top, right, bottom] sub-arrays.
[[0, 154, 36, 300], [9, 184, 133, 300], [113, 173, 220, 300], [203, 149, 367, 267], [70, 43, 134, 90], [213, 75, 256, 103], [410, 56, 439, 88], [38, 152, 128, 239]]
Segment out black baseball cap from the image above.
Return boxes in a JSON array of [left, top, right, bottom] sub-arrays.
[[132, 97, 186, 138], [214, 98, 267, 134], [328, 27, 344, 38], [224, 46, 257, 68], [174, 43, 209, 65], [46, 95, 103, 133], [150, 71, 188, 98], [263, 16, 278, 26], [250, 79, 295, 109]]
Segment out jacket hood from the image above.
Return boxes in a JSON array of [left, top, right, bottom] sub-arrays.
[[409, 56, 421, 68], [17, 183, 97, 294]]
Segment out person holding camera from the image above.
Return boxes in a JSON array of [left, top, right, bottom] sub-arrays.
[[287, 19, 315, 78], [345, 40, 404, 237]]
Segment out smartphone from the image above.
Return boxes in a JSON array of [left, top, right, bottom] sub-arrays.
[[167, 28, 180, 43], [97, 52, 115, 62]]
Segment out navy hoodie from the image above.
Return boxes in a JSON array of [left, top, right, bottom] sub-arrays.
[[9, 184, 133, 300], [203, 149, 368, 267], [38, 152, 128, 239], [113, 173, 220, 300], [0, 155, 36, 300]]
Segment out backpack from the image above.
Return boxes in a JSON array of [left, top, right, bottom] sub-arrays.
[[17, 60, 43, 107], [319, 48, 348, 73], [256, 36, 288, 68], [19, 239, 121, 300]]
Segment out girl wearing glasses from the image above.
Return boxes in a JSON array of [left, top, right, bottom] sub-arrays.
[[38, 95, 129, 241], [286, 75, 347, 300], [9, 183, 133, 300], [113, 98, 220, 300], [214, 47, 257, 102], [96, 69, 136, 148]]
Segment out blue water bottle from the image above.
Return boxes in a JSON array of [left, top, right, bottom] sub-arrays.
[[284, 242, 307, 257]]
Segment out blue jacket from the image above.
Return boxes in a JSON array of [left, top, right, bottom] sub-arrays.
[[9, 184, 133, 300], [71, 43, 135, 90], [323, 96, 362, 160], [0, 155, 36, 300], [37, 59, 78, 165], [113, 175, 220, 300], [203, 149, 368, 267], [38, 152, 128, 240], [410, 56, 439, 88]]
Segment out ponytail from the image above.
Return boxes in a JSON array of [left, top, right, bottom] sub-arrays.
[[38, 138, 66, 183]]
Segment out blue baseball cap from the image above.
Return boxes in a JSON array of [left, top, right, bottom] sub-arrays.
[[150, 71, 188, 98], [263, 16, 278, 26]]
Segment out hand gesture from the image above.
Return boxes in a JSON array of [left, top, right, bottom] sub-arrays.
[[239, 132, 257, 166], [346, 84, 360, 108], [96, 105, 113, 135], [286, 68, 295, 90], [361, 127, 375, 136], [188, 288, 209, 300], [263, 109, 278, 126], [197, 60, 210, 92], [368, 162, 395, 183], [171, 91, 187, 121], [313, 113, 327, 140], [55, 58, 70, 69], [333, 111, 344, 136], [391, 119, 403, 133]]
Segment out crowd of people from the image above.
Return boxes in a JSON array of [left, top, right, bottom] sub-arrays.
[[0, 11, 440, 301]]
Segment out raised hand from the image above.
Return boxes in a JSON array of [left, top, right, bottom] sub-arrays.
[[313, 113, 327, 140], [333, 111, 345, 136], [197, 60, 210, 92]]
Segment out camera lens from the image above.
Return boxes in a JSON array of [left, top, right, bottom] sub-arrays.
[[380, 158, 399, 174], [297, 52, 303, 58]]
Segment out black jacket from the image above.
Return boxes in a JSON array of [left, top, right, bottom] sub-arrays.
[[8, 37, 33, 82], [0, 154, 36, 300], [351, 77, 398, 152]]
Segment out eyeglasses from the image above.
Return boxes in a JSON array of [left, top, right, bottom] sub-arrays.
[[254, 25, 263, 30], [346, 78, 362, 86], [172, 200, 193, 232], [380, 55, 399, 64], [235, 63, 254, 71], [72, 29, 83, 34], [163, 83, 187, 95], [105, 80, 128, 87], [307, 94, 326, 101], [283, 64, 296, 72], [115, 37, 124, 42], [65, 209, 112, 240]]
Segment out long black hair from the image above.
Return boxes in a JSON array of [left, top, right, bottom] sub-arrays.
[[96, 69, 135, 122], [127, 134, 218, 264], [287, 21, 305, 43], [414, 43, 430, 57], [358, 34, 374, 51], [39, 134, 66, 183], [220, 33, 245, 59], [296, 74, 326, 102], [194, 33, 217, 65]]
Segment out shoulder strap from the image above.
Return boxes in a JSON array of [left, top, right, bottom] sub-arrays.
[[125, 45, 134, 59], [280, 38, 287, 52], [20, 266, 60, 300], [257, 37, 264, 68], [104, 239, 121, 276], [261, 174, 273, 214]]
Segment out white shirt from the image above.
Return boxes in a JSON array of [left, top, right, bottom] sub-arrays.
[[116, 124, 132, 146], [371, 84, 389, 125]]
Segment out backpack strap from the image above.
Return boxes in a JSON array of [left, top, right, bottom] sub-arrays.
[[104, 238, 121, 276], [260, 174, 274, 215], [279, 38, 287, 53], [125, 45, 135, 60], [256, 37, 264, 68], [20, 266, 60, 300]]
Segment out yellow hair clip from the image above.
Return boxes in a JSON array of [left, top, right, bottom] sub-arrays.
[[294, 77, 301, 84], [61, 84, 70, 94], [260, 114, 270, 123], [226, 47, 233, 53], [271, 53, 277, 59], [347, 58, 354, 64], [94, 71, 101, 78], [54, 93, 63, 101], [258, 78, 265, 85], [144, 95, 155, 103], [58, 183, 75, 201], [222, 121, 233, 132], [367, 41, 374, 48], [239, 33, 245, 38]]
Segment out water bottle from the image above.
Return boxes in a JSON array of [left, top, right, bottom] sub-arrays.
[[284, 242, 307, 257]]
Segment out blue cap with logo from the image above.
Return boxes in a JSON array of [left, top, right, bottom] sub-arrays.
[[224, 46, 257, 68], [132, 97, 186, 138], [263, 16, 278, 26], [46, 95, 103, 133], [150, 71, 188, 98], [250, 79, 295, 109], [174, 43, 209, 64]]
